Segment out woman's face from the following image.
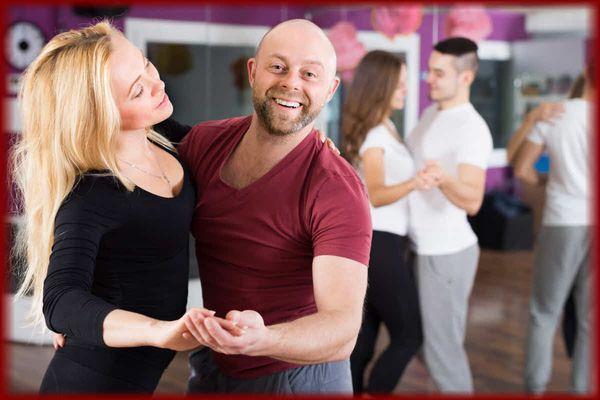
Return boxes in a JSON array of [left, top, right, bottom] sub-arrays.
[[390, 64, 407, 111], [109, 33, 173, 132]]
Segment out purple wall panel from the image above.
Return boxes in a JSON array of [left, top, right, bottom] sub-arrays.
[[8, 6, 57, 39], [207, 5, 307, 26], [12, 5, 310, 33], [485, 166, 513, 192], [486, 10, 529, 41], [7, 6, 58, 74], [310, 6, 372, 30]]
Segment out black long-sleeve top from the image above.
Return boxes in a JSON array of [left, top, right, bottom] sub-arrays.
[[42, 136, 195, 390]]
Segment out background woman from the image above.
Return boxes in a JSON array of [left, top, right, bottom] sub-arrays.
[[341, 50, 430, 393]]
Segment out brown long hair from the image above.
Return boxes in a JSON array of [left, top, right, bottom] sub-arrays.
[[341, 50, 405, 167]]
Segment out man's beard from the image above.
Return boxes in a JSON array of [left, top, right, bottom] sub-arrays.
[[253, 88, 321, 136]]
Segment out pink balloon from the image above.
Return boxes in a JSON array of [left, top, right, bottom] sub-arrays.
[[445, 5, 492, 42], [327, 21, 367, 81], [371, 5, 423, 40]]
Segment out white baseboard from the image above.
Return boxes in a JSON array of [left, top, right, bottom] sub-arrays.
[[7, 278, 204, 345]]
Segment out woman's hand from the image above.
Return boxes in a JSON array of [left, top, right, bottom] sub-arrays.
[[415, 162, 444, 191], [53, 333, 65, 350], [317, 130, 340, 155]]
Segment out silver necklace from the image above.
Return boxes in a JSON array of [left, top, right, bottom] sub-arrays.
[[118, 157, 172, 187]]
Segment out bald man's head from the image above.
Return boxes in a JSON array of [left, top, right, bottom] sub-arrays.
[[246, 19, 341, 137], [255, 19, 337, 79]]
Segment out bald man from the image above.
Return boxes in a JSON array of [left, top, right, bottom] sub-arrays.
[[154, 19, 372, 393]]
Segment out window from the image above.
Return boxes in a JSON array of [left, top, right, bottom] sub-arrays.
[[324, 32, 420, 148], [471, 59, 512, 149], [147, 43, 255, 124]]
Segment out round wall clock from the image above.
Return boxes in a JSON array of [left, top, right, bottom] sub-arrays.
[[5, 21, 46, 71]]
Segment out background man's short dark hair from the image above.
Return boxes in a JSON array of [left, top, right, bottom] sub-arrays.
[[434, 37, 479, 74], [434, 37, 479, 56]]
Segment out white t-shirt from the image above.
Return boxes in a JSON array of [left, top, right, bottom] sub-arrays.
[[359, 122, 415, 236], [527, 98, 590, 226], [406, 102, 493, 255]]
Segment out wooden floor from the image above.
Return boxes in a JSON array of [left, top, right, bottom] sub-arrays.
[[6, 249, 586, 394]]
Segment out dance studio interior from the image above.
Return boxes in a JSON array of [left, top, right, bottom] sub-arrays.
[[4, 3, 595, 395]]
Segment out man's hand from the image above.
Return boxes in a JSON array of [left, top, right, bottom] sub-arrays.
[[183, 309, 271, 356], [166, 308, 246, 351]]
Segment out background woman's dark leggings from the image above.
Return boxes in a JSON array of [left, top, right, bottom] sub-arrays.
[[350, 230, 423, 393]]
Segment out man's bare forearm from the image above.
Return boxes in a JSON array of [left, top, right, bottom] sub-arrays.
[[368, 179, 417, 207], [261, 309, 360, 365], [439, 176, 483, 215]]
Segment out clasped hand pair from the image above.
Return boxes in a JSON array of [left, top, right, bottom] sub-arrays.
[[180, 308, 269, 356], [414, 160, 446, 191]]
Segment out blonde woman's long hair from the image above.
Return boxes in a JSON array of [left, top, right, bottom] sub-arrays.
[[11, 20, 174, 326]]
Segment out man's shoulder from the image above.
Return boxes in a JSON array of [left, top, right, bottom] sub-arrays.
[[188, 115, 251, 138], [181, 115, 250, 157], [310, 141, 365, 193], [461, 105, 492, 136], [563, 99, 589, 118], [539, 99, 588, 137]]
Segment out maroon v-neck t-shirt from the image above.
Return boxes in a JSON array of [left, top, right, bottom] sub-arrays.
[[179, 116, 372, 378]]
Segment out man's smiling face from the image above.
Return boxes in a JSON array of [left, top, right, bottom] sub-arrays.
[[247, 20, 339, 136]]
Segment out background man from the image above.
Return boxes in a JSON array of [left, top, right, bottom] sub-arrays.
[[406, 37, 493, 393], [511, 55, 594, 393]]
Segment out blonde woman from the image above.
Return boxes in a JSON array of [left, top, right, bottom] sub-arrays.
[[11, 21, 240, 393]]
